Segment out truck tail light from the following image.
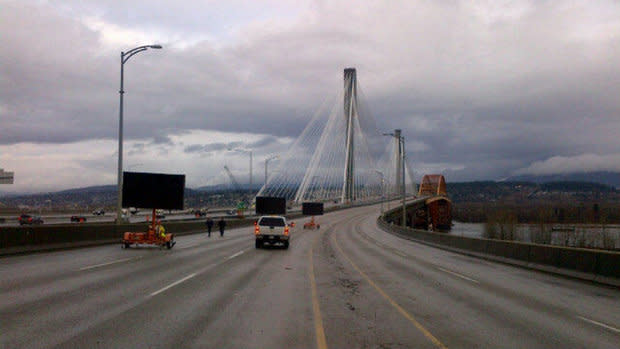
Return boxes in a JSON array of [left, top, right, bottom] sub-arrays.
[[284, 226, 289, 236], [254, 226, 260, 235]]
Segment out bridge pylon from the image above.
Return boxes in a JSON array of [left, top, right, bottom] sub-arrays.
[[342, 68, 357, 203]]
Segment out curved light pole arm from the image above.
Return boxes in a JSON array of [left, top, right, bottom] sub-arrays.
[[122, 48, 147, 64], [122, 44, 162, 64]]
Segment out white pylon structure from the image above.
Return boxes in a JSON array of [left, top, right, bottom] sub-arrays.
[[342, 68, 357, 203], [257, 68, 384, 203]]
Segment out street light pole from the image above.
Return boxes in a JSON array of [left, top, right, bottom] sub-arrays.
[[249, 150, 253, 190], [383, 130, 407, 227], [401, 137, 406, 227], [264, 155, 279, 185], [116, 44, 162, 225]]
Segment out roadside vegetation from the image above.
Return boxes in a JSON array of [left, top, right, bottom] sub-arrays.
[[454, 202, 620, 250]]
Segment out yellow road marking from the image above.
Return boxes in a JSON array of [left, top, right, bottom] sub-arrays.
[[332, 235, 448, 349], [309, 237, 328, 349]]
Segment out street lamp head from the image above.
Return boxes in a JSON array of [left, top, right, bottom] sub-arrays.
[[149, 44, 163, 49]]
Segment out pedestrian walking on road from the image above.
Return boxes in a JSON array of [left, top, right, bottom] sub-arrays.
[[205, 217, 214, 237], [218, 217, 226, 237]]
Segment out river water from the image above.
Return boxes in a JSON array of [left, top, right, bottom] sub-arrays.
[[450, 221, 620, 250]]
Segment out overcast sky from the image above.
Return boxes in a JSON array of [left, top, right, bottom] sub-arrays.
[[1, 0, 619, 193]]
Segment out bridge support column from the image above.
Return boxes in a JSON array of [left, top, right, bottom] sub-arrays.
[[342, 68, 357, 203]]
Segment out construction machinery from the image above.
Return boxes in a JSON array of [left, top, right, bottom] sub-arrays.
[[303, 216, 320, 230], [302, 202, 323, 230], [122, 208, 176, 249], [120, 171, 184, 249]]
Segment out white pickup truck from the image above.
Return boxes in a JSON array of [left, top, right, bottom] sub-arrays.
[[254, 215, 291, 249]]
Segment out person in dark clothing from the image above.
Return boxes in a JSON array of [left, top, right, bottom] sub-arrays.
[[218, 217, 226, 237], [205, 217, 214, 237]]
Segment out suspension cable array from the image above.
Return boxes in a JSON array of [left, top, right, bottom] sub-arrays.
[[256, 68, 415, 204]]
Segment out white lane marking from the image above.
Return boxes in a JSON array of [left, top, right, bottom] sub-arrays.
[[148, 248, 248, 297], [150, 273, 197, 297], [437, 267, 480, 284], [393, 251, 407, 258], [79, 257, 138, 271], [227, 250, 245, 260], [578, 316, 620, 334]]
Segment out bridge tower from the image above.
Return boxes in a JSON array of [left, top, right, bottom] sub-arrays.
[[342, 68, 357, 203]]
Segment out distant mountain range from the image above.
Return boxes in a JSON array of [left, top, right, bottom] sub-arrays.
[[504, 171, 620, 189], [0, 183, 264, 199], [0, 184, 259, 210], [3, 171, 620, 208]]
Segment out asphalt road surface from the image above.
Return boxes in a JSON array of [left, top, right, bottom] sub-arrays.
[[1, 205, 618, 348]]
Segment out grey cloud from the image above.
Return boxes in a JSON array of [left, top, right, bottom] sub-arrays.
[[184, 141, 243, 154], [246, 136, 279, 148], [2, 0, 620, 185], [152, 133, 174, 145]]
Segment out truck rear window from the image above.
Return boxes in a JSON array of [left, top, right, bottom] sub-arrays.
[[259, 217, 285, 227]]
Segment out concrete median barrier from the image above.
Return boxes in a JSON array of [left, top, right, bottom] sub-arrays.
[[0, 219, 253, 256], [528, 244, 560, 267], [0, 208, 336, 256], [486, 239, 531, 262], [596, 252, 620, 278], [556, 248, 599, 274], [452, 236, 488, 254], [378, 207, 619, 287]]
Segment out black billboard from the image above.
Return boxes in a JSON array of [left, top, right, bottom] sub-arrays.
[[255, 196, 286, 215], [122, 172, 185, 210], [302, 202, 324, 216]]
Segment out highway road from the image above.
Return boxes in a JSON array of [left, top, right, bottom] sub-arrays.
[[1, 205, 618, 348], [0, 209, 236, 227]]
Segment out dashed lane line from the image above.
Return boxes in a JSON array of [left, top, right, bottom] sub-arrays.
[[79, 257, 140, 271], [150, 273, 197, 297], [332, 235, 448, 349], [436, 267, 480, 284], [353, 221, 479, 285], [227, 250, 245, 260], [577, 316, 620, 334], [149, 249, 248, 297]]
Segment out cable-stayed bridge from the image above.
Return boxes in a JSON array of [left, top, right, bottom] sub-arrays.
[[257, 68, 415, 204]]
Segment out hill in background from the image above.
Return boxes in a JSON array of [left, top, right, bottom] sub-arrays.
[[505, 171, 620, 189], [3, 172, 620, 210], [449, 180, 617, 203]]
